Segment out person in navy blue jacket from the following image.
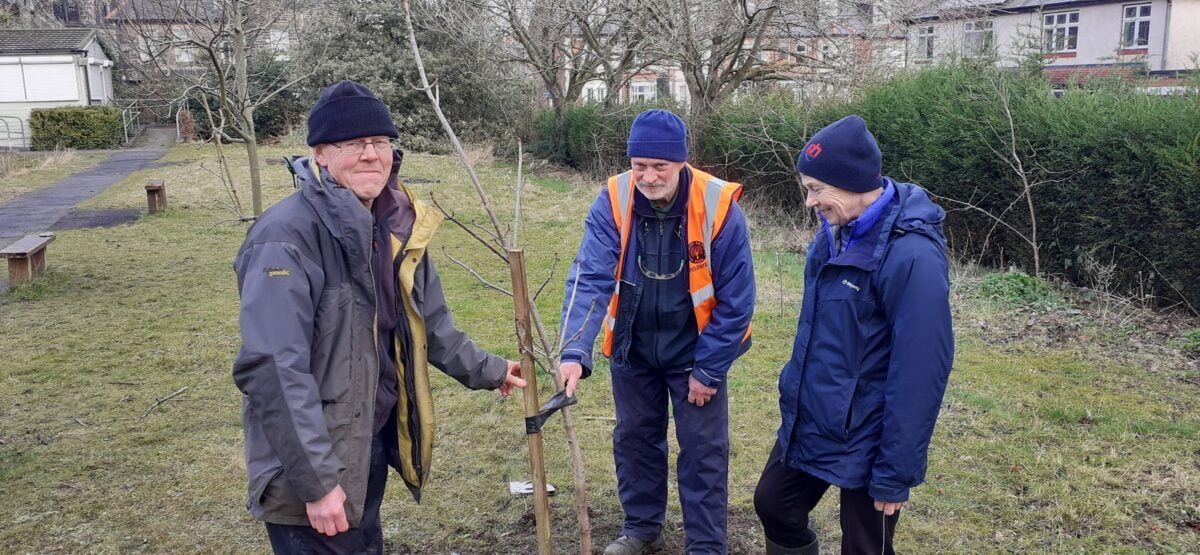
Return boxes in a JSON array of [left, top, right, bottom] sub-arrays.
[[754, 115, 954, 555], [557, 109, 755, 555]]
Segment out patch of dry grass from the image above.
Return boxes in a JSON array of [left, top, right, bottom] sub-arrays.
[[0, 149, 111, 204]]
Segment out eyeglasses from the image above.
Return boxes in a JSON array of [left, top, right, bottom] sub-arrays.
[[328, 139, 394, 157], [636, 219, 686, 281], [637, 254, 684, 280]]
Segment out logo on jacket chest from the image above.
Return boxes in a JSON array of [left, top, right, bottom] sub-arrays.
[[841, 279, 860, 292], [688, 241, 707, 269]]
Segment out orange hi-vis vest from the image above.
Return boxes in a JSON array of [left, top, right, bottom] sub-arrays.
[[601, 164, 751, 357]]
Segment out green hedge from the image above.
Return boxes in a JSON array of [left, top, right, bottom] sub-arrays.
[[536, 66, 1200, 308], [30, 106, 123, 150], [702, 66, 1200, 307]]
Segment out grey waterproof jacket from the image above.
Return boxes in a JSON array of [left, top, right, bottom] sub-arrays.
[[232, 154, 508, 527]]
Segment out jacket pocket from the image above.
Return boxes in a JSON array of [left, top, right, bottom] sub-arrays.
[[321, 399, 357, 430], [798, 361, 858, 443], [247, 465, 282, 512], [313, 284, 354, 402], [843, 380, 858, 441], [257, 466, 307, 518]]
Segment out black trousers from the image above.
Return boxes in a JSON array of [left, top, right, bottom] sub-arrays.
[[754, 441, 900, 555], [265, 435, 389, 555]]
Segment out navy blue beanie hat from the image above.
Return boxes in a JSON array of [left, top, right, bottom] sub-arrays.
[[307, 80, 399, 146], [795, 115, 884, 193], [627, 109, 688, 162]]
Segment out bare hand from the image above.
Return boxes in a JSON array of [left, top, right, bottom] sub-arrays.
[[498, 360, 527, 397], [559, 361, 583, 397], [687, 375, 717, 407], [874, 500, 906, 516], [306, 485, 349, 536]]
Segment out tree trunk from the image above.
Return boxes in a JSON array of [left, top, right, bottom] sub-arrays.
[[244, 117, 263, 216], [231, 0, 264, 216]]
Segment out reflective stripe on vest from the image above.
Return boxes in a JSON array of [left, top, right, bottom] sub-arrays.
[[601, 164, 749, 357]]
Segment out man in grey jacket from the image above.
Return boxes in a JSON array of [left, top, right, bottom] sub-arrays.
[[232, 80, 525, 553]]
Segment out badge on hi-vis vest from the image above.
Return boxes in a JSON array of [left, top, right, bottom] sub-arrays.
[[688, 241, 707, 268]]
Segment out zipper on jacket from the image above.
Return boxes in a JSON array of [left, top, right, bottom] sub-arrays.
[[652, 219, 662, 368], [368, 227, 380, 415], [393, 244, 423, 483]]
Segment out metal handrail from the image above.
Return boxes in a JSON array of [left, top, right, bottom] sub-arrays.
[[0, 115, 26, 150]]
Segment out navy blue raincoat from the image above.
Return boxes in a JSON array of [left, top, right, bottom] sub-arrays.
[[777, 179, 954, 503]]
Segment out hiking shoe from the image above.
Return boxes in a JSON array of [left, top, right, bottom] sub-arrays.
[[603, 534, 665, 555]]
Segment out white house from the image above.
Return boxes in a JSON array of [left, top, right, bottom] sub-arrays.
[[0, 28, 115, 149], [906, 0, 1200, 83]]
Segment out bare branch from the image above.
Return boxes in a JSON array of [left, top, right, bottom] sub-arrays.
[[141, 386, 190, 420], [429, 193, 510, 263], [442, 248, 513, 297], [532, 252, 560, 302]]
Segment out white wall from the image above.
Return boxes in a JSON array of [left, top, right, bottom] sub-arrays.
[[0, 53, 97, 148], [84, 38, 114, 104], [1166, 0, 1200, 71], [910, 0, 1174, 69]]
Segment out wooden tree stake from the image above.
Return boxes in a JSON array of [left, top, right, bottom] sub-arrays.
[[510, 249, 553, 554]]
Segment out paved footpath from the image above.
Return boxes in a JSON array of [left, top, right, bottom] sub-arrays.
[[0, 126, 175, 290]]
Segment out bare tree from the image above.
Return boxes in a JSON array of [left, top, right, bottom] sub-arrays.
[[404, 1, 596, 551], [633, 0, 783, 124], [116, 0, 317, 217], [931, 72, 1070, 277], [424, 0, 653, 153]]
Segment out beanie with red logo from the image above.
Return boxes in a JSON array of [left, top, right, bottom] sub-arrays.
[[794, 114, 885, 193]]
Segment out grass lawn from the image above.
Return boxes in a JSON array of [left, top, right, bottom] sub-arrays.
[[0, 150, 114, 204], [1, 144, 1198, 553]]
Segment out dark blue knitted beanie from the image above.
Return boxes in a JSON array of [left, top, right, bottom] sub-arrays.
[[795, 115, 884, 193], [307, 80, 399, 146], [627, 109, 688, 162]]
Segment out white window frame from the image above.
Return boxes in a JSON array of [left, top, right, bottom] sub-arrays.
[[269, 29, 290, 60], [917, 26, 935, 60], [794, 42, 807, 64], [173, 30, 194, 64], [964, 20, 993, 58], [1043, 11, 1080, 53], [584, 82, 606, 103], [1121, 4, 1151, 48], [630, 82, 655, 103]]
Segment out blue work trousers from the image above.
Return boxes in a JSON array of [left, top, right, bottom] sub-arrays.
[[611, 362, 730, 554]]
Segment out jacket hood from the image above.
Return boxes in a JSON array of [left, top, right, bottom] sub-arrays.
[[821, 179, 947, 271], [889, 180, 947, 251]]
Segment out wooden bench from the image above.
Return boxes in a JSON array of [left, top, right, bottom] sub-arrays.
[[145, 179, 168, 214], [1, 233, 56, 285]]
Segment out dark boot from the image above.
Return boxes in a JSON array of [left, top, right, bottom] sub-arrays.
[[765, 529, 818, 555]]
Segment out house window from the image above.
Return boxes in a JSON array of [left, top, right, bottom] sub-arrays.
[[584, 84, 606, 103], [1121, 4, 1151, 47], [269, 29, 290, 60], [794, 43, 807, 64], [964, 20, 993, 57], [841, 1, 874, 19], [53, 0, 80, 24], [138, 30, 162, 62], [174, 30, 194, 64], [656, 72, 670, 98], [917, 26, 935, 60], [1043, 11, 1080, 53], [630, 82, 655, 103]]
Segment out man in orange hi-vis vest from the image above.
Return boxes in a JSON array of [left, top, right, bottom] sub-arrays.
[[557, 109, 755, 555]]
